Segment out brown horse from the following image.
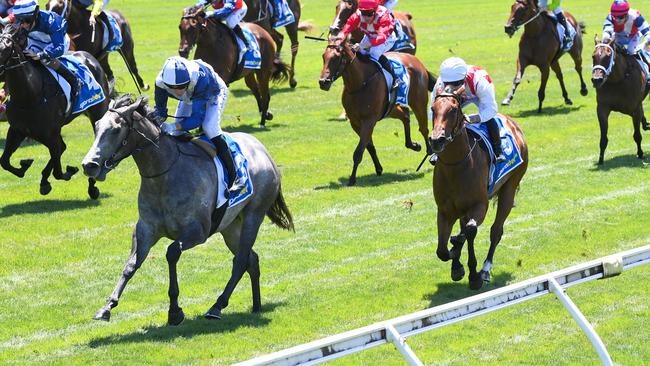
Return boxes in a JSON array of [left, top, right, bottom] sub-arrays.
[[46, 0, 149, 94], [243, 0, 311, 88], [591, 38, 650, 165], [329, 0, 417, 54], [178, 5, 290, 128], [319, 38, 434, 186], [429, 87, 528, 290], [503, 0, 588, 113]]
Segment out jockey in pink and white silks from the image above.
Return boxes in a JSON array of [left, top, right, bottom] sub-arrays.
[[154, 56, 245, 193], [602, 1, 650, 55], [197, 0, 249, 51], [429, 57, 505, 165], [336, 0, 402, 90], [379, 0, 398, 12]]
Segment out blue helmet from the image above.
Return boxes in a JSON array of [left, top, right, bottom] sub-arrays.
[[161, 56, 191, 89], [13, 0, 39, 21]]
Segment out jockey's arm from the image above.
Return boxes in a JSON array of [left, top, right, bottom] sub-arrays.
[[473, 77, 498, 123], [0, 13, 14, 25], [39, 15, 68, 59], [602, 16, 615, 43], [340, 12, 360, 38], [206, 0, 235, 19], [153, 85, 170, 122], [90, 0, 104, 18], [370, 13, 393, 46], [177, 99, 208, 131]]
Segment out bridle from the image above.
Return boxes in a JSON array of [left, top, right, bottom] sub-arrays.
[[432, 92, 478, 166], [509, 0, 541, 33], [322, 42, 353, 85], [592, 42, 616, 81], [0, 31, 29, 77]]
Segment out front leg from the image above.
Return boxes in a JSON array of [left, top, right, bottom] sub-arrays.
[[436, 211, 454, 262], [94, 222, 157, 321], [502, 57, 527, 106], [596, 104, 611, 165], [0, 126, 32, 178]]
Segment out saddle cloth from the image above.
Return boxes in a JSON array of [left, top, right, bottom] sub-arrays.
[[100, 12, 123, 52], [390, 19, 415, 52], [371, 56, 410, 107], [466, 115, 524, 196], [268, 0, 295, 28], [546, 13, 577, 52], [46, 54, 106, 114], [198, 133, 253, 208], [233, 26, 262, 70]]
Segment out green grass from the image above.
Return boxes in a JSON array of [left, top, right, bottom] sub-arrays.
[[1, 0, 650, 365]]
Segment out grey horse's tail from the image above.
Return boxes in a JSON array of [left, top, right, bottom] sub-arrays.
[[267, 185, 295, 232]]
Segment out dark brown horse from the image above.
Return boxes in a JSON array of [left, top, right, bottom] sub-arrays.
[[46, 0, 149, 94], [319, 38, 434, 186], [503, 0, 588, 112], [429, 87, 528, 290], [329, 0, 416, 54], [243, 0, 311, 88], [179, 5, 289, 128], [591, 38, 650, 165]]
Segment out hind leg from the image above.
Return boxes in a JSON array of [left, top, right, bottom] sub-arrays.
[[285, 23, 299, 88], [392, 106, 421, 151], [633, 106, 644, 160], [569, 41, 588, 96], [502, 57, 527, 105], [551, 60, 572, 105], [244, 73, 266, 128], [0, 127, 33, 178], [537, 65, 550, 113], [596, 104, 611, 164], [256, 70, 273, 128], [412, 100, 432, 154], [366, 137, 383, 176], [49, 136, 78, 181]]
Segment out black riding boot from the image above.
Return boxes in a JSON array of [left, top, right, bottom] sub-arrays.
[[211, 135, 246, 193], [48, 59, 80, 117], [556, 11, 570, 49], [232, 24, 250, 52], [486, 118, 506, 163], [378, 54, 402, 91]]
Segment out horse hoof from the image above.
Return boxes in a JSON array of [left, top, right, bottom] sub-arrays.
[[638, 153, 644, 160], [93, 309, 111, 322], [643, 123, 650, 131], [204, 305, 222, 320], [88, 186, 100, 200], [410, 142, 422, 152], [450, 234, 466, 248], [40, 183, 52, 196], [66, 166, 79, 175], [376, 168, 383, 176], [337, 112, 348, 121], [20, 159, 34, 170], [436, 249, 450, 262], [565, 98, 573, 105], [501, 99, 510, 106], [347, 177, 356, 186], [142, 84, 150, 91], [168, 308, 185, 326], [266, 111, 274, 121], [451, 265, 465, 282], [252, 304, 262, 313], [480, 270, 491, 283], [580, 88, 588, 96], [598, 158, 604, 165], [290, 79, 297, 89], [469, 274, 483, 290]]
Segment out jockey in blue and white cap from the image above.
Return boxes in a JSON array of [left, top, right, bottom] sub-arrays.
[[154, 56, 245, 193], [429, 57, 505, 164], [13, 0, 80, 115]]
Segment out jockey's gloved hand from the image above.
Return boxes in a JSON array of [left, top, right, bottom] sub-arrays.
[[23, 49, 40, 60], [160, 122, 177, 135], [350, 43, 361, 52], [89, 15, 96, 27]]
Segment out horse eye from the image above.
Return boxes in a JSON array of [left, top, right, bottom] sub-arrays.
[[189, 19, 197, 27]]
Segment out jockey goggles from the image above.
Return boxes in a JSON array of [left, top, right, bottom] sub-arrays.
[[360, 9, 375, 17], [164, 82, 190, 90]]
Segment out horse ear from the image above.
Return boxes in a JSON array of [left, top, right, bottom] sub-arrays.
[[594, 33, 599, 45], [454, 84, 466, 98]]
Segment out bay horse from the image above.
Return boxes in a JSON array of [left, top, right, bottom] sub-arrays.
[[429, 87, 528, 290], [591, 38, 650, 165], [179, 5, 290, 128], [319, 38, 434, 186], [82, 95, 294, 324], [328, 0, 417, 54], [46, 0, 149, 94], [503, 0, 588, 113], [243, 0, 310, 88], [0, 24, 109, 198]]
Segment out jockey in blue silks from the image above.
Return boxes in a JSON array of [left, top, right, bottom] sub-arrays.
[[196, 0, 249, 51], [13, 0, 80, 114], [72, 0, 114, 58], [0, 0, 15, 25], [154, 56, 245, 193]]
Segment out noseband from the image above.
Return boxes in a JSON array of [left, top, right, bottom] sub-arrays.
[[103, 109, 162, 172], [323, 43, 352, 84], [592, 43, 615, 78], [433, 92, 465, 143]]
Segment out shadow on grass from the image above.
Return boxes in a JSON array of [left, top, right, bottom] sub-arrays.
[[510, 104, 582, 118], [223, 122, 290, 134], [423, 272, 514, 308], [0, 196, 108, 218], [0, 136, 39, 149], [229, 85, 308, 98], [88, 302, 285, 347], [314, 170, 426, 190], [590, 153, 648, 171]]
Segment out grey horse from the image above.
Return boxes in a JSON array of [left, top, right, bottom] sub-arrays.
[[81, 95, 294, 325]]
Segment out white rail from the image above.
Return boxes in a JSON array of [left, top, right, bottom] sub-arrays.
[[236, 245, 650, 366]]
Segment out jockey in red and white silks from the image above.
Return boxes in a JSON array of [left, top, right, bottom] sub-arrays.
[[336, 0, 401, 89], [602, 0, 650, 54], [429, 57, 505, 164], [197, 0, 249, 50]]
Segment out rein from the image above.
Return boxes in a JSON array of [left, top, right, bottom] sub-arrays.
[[0, 33, 29, 76], [433, 92, 477, 166], [510, 0, 541, 33]]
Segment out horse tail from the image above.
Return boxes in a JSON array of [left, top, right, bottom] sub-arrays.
[[579, 21, 586, 35], [266, 185, 295, 232], [298, 21, 314, 33], [271, 59, 291, 84], [427, 71, 437, 92]]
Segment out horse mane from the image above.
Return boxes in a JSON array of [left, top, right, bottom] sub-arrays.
[[113, 94, 151, 118]]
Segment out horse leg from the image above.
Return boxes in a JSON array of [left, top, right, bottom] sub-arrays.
[[257, 70, 273, 127], [537, 65, 550, 113], [550, 60, 572, 105], [436, 211, 454, 262], [348, 120, 375, 186], [450, 222, 467, 282], [632, 106, 644, 160], [412, 101, 431, 154], [88, 177, 100, 200], [502, 57, 527, 105], [206, 213, 265, 319], [0, 127, 32, 178], [366, 137, 383, 176], [465, 207, 488, 290], [285, 23, 299, 88], [39, 159, 54, 196], [394, 106, 421, 151], [94, 222, 156, 321], [570, 43, 588, 96], [596, 104, 611, 165], [49, 136, 78, 181], [244, 73, 268, 128]]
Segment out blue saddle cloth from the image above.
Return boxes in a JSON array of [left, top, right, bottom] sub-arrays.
[[547, 14, 576, 52], [371, 56, 410, 107], [235, 27, 262, 69], [56, 55, 106, 114], [390, 20, 415, 52], [104, 12, 123, 52], [466, 116, 524, 196], [269, 0, 295, 28], [199, 133, 253, 208]]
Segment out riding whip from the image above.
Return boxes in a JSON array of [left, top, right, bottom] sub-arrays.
[[416, 153, 430, 172]]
